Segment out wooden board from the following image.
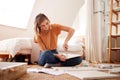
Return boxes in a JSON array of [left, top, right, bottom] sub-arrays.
[[66, 70, 120, 80], [0, 62, 27, 80]]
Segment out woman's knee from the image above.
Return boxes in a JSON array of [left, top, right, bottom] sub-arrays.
[[74, 57, 82, 64], [38, 50, 51, 66], [79, 57, 82, 64]]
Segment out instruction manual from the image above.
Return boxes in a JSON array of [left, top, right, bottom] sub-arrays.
[[27, 68, 64, 75], [61, 53, 80, 59]]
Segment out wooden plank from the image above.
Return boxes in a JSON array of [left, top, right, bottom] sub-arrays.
[[0, 62, 27, 80]]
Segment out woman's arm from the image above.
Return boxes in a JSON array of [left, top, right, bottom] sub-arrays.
[[34, 34, 46, 51], [61, 26, 75, 51]]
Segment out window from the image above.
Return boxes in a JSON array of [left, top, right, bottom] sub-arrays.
[[0, 0, 35, 29], [72, 0, 87, 36]]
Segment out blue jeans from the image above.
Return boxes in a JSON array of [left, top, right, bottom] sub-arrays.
[[38, 50, 82, 66]]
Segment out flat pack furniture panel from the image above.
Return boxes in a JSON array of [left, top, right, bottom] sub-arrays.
[[66, 70, 120, 80], [0, 62, 27, 80]]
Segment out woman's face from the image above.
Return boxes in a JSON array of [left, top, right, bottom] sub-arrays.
[[39, 19, 50, 30]]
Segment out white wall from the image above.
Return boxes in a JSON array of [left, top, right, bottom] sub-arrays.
[[0, 0, 84, 40]]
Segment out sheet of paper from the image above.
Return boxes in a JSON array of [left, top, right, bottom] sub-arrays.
[[27, 68, 65, 75], [61, 53, 80, 59]]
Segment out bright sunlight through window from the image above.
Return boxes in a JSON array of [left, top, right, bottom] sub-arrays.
[[0, 0, 35, 29], [72, 0, 86, 36]]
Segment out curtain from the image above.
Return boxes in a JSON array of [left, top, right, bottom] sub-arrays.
[[85, 0, 108, 63]]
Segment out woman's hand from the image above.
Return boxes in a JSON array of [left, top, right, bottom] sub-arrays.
[[54, 54, 67, 61], [63, 43, 68, 51]]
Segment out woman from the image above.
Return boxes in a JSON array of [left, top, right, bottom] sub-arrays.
[[34, 13, 82, 67]]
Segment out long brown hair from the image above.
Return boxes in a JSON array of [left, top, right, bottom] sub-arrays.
[[34, 13, 50, 36]]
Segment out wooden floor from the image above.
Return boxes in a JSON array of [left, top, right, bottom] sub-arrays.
[[17, 64, 120, 80], [17, 65, 79, 80], [18, 72, 80, 80]]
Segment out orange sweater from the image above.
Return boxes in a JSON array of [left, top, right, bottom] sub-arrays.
[[34, 24, 63, 50]]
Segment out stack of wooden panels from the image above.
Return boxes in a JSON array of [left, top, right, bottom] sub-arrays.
[[0, 62, 27, 80]]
